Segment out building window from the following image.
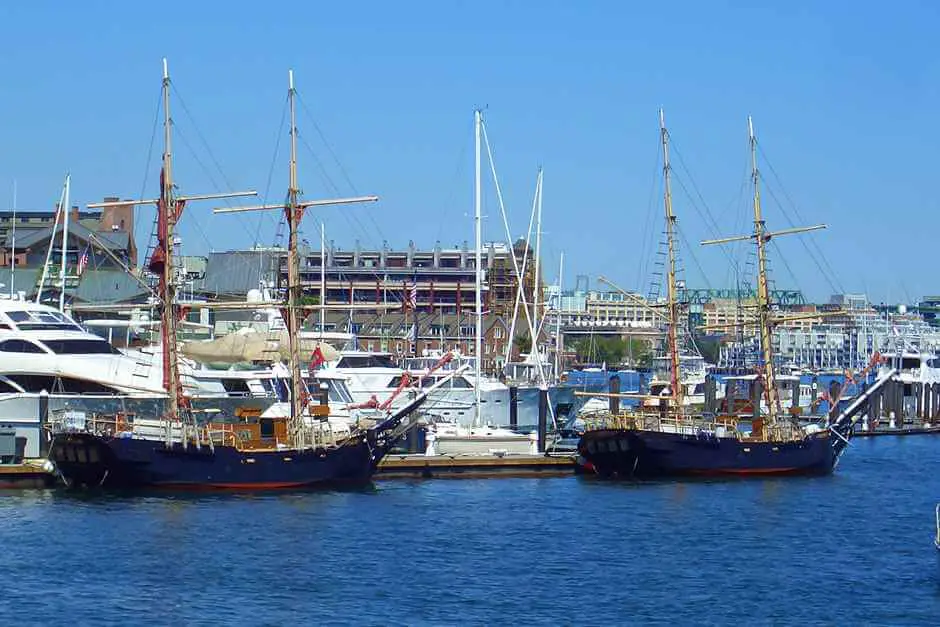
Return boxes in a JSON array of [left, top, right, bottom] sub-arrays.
[[494, 327, 504, 339]]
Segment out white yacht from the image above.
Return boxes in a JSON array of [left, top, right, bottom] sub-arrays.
[[877, 349, 940, 424], [0, 298, 376, 457], [644, 353, 709, 408]]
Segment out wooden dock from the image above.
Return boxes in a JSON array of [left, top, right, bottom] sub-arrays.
[[854, 426, 940, 438], [376, 453, 577, 479], [0, 463, 56, 489]]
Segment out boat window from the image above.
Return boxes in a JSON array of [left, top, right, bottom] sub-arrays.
[[259, 418, 275, 439], [324, 380, 352, 404], [3, 374, 119, 394], [41, 339, 121, 355], [0, 378, 21, 393], [4, 309, 83, 331], [0, 339, 47, 353], [220, 378, 251, 396], [420, 376, 471, 389], [900, 357, 922, 370], [337, 355, 398, 369]]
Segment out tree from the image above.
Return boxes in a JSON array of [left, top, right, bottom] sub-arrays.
[[571, 335, 652, 368], [693, 334, 721, 365], [513, 332, 532, 355]]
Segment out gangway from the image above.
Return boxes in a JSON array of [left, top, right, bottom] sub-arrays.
[[830, 368, 898, 435]]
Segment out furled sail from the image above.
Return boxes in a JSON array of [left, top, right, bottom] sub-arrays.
[[180, 328, 339, 364]]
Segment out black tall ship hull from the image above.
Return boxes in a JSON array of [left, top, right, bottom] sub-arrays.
[[48, 398, 426, 491], [578, 428, 847, 479], [49, 432, 380, 490]]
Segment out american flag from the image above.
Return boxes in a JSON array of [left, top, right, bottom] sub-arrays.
[[77, 247, 89, 275], [407, 279, 417, 310]]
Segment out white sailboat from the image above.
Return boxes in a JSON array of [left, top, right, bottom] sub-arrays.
[[431, 109, 536, 457]]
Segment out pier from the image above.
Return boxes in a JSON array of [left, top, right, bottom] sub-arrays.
[[0, 463, 56, 490], [376, 453, 576, 479]]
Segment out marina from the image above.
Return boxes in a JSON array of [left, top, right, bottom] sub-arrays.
[[2, 436, 939, 625], [3, 2, 940, 624]]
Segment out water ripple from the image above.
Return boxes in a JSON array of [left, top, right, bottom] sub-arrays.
[[1, 437, 939, 625]]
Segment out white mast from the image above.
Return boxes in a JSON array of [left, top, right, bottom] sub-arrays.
[[10, 180, 16, 298], [36, 177, 68, 304], [58, 173, 71, 312], [555, 251, 564, 379], [474, 109, 483, 427], [320, 221, 326, 332], [532, 167, 543, 362]]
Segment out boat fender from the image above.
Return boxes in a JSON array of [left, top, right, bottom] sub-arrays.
[[315, 447, 327, 458]]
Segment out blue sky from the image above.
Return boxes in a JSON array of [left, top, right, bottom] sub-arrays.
[[1, 0, 938, 303]]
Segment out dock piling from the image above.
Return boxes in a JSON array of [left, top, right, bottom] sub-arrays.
[[608, 375, 620, 414], [537, 386, 548, 454]]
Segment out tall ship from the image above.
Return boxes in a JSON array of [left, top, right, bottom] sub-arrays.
[[48, 62, 440, 489], [578, 112, 891, 478]]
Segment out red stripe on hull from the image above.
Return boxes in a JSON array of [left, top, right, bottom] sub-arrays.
[[686, 467, 802, 476], [148, 479, 368, 491]]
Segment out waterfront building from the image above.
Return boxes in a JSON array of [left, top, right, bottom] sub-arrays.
[[0, 199, 142, 303], [277, 239, 541, 320]]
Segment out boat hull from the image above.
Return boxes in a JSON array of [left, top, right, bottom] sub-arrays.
[[48, 432, 379, 490], [433, 434, 534, 457], [578, 428, 841, 479]]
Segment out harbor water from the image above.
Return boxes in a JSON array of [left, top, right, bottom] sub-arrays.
[[1, 437, 939, 625]]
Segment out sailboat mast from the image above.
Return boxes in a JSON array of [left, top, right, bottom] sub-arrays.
[[659, 109, 683, 411], [474, 109, 483, 426], [320, 221, 326, 332], [748, 116, 779, 424], [59, 174, 71, 312], [286, 69, 305, 438], [161, 58, 182, 420], [10, 180, 16, 299], [532, 167, 543, 359], [555, 251, 564, 379]]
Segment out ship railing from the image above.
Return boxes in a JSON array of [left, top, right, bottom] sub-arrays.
[[289, 420, 345, 450], [47, 411, 145, 438], [582, 411, 739, 437]]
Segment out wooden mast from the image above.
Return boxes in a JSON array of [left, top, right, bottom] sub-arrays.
[[701, 117, 828, 435], [285, 70, 305, 441], [660, 109, 683, 412], [214, 70, 378, 447], [90, 59, 257, 435], [160, 58, 183, 420], [748, 116, 780, 426]]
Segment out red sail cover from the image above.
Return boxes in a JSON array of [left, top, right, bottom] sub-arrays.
[[310, 346, 326, 370]]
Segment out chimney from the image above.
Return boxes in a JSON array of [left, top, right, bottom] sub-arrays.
[[71, 205, 80, 222]]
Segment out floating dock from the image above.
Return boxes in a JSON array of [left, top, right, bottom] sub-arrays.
[[0, 462, 56, 489], [854, 426, 940, 438], [376, 453, 577, 479]]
